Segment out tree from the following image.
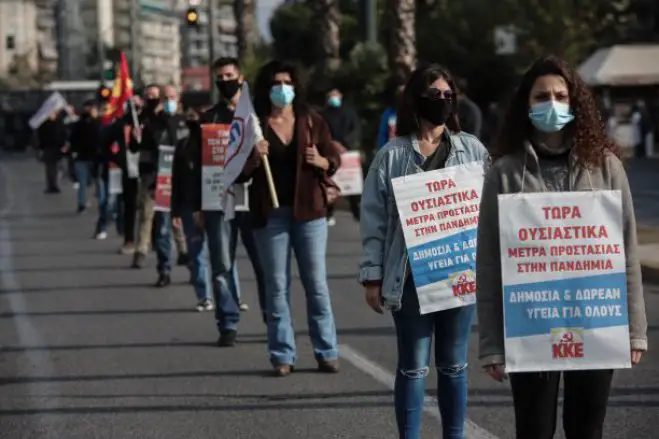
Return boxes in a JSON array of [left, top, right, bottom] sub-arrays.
[[384, 0, 416, 81], [310, 0, 342, 73], [270, 2, 318, 65], [234, 0, 259, 63]]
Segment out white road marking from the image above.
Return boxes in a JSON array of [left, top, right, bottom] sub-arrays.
[[0, 163, 61, 438], [339, 343, 501, 439]]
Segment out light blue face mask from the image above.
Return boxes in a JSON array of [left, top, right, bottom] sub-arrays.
[[528, 100, 575, 133], [328, 96, 342, 108], [163, 99, 178, 115], [270, 84, 296, 108]]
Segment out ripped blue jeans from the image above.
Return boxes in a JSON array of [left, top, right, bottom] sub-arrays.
[[392, 278, 475, 439]]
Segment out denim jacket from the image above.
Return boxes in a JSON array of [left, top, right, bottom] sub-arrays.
[[359, 131, 490, 311]]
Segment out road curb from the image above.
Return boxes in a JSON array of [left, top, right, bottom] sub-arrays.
[[641, 262, 659, 285]]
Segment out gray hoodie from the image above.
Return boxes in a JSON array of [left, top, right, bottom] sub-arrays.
[[476, 141, 648, 367]]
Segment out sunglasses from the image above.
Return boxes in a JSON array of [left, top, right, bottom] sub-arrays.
[[425, 88, 455, 100]]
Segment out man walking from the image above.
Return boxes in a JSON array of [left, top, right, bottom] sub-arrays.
[[178, 57, 266, 347]]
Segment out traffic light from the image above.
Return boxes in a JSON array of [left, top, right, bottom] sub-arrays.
[[186, 7, 199, 27], [98, 85, 111, 101]]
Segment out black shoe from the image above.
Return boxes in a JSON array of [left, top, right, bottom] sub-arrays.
[[131, 252, 146, 269], [177, 253, 189, 266], [155, 273, 171, 288], [217, 330, 237, 347]]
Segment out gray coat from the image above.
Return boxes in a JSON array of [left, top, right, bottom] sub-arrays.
[[476, 141, 648, 367]]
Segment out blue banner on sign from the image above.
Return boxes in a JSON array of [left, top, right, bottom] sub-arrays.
[[504, 272, 628, 338], [407, 228, 477, 288]]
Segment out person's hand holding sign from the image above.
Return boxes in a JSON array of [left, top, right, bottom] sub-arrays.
[[305, 145, 329, 170], [632, 349, 644, 365], [256, 139, 269, 156], [485, 364, 507, 382]]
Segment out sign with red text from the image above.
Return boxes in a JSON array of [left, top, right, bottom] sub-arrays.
[[498, 191, 630, 372], [154, 145, 175, 212], [201, 123, 230, 211], [332, 151, 363, 196], [391, 162, 485, 314]]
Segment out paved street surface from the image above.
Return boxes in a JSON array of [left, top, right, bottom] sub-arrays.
[[1, 153, 658, 439], [627, 158, 659, 227]]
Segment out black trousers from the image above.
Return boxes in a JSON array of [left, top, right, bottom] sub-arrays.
[[122, 176, 139, 244], [510, 370, 614, 439]]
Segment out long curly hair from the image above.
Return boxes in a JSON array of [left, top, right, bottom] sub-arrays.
[[493, 55, 620, 167]]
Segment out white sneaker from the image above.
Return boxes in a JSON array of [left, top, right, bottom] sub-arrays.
[[73, 182, 80, 190], [196, 299, 214, 312], [327, 217, 337, 226], [239, 302, 249, 312], [95, 231, 108, 240]]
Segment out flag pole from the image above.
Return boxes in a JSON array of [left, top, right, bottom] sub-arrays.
[[261, 155, 279, 208]]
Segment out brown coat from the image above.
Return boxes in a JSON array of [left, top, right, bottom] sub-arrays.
[[241, 110, 341, 228]]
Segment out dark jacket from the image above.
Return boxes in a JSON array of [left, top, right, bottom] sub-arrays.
[[172, 103, 233, 217], [240, 110, 341, 228], [133, 111, 190, 190], [320, 105, 361, 150], [69, 116, 102, 162], [37, 118, 66, 157]]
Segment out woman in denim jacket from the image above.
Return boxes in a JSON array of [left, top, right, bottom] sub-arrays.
[[359, 64, 489, 439]]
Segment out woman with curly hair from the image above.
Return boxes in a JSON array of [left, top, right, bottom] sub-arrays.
[[475, 55, 647, 439]]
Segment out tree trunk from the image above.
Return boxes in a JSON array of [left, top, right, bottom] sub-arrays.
[[386, 0, 416, 81], [313, 0, 341, 72], [234, 0, 257, 62]]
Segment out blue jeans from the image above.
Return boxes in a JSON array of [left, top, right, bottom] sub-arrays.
[[253, 207, 338, 367], [204, 210, 240, 332], [153, 211, 172, 274], [235, 211, 266, 322], [180, 206, 210, 301], [95, 170, 121, 235], [74, 160, 92, 210], [393, 278, 475, 439]]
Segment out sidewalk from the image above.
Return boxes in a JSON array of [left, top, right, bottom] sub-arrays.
[[638, 226, 659, 285]]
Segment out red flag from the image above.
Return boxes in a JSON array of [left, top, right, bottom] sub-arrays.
[[101, 51, 134, 124]]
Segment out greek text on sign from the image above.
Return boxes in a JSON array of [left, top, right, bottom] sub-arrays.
[[201, 123, 230, 211], [391, 161, 485, 314], [498, 191, 630, 372], [332, 151, 363, 196]]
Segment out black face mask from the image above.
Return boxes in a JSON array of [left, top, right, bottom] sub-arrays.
[[417, 96, 453, 127], [145, 98, 160, 112], [216, 79, 241, 100]]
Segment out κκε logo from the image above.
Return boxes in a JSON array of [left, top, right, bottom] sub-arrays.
[[450, 270, 476, 297], [551, 328, 584, 359]]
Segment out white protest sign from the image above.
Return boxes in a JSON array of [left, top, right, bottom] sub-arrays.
[[332, 151, 363, 196], [108, 167, 123, 195], [498, 191, 630, 372], [391, 162, 484, 314], [201, 123, 230, 211], [29, 92, 67, 129]]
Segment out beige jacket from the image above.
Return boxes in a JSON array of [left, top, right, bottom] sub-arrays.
[[476, 142, 648, 367]]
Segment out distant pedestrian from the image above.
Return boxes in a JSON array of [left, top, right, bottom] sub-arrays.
[[36, 111, 67, 194]]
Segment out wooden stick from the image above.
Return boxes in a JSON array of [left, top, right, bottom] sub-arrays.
[[261, 154, 279, 208]]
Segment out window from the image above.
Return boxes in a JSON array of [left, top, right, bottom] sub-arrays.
[[6, 35, 15, 50]]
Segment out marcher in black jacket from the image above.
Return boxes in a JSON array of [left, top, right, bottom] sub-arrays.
[[131, 84, 189, 287], [37, 111, 67, 193], [69, 100, 102, 212]]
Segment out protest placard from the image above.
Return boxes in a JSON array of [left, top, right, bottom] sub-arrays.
[[498, 191, 630, 372], [108, 166, 123, 195], [391, 162, 485, 314], [332, 151, 363, 196], [154, 145, 175, 212], [201, 124, 230, 211]]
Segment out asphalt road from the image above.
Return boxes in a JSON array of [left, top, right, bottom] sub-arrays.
[[1, 154, 658, 439], [627, 157, 659, 228]]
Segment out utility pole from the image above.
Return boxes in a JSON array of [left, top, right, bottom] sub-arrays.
[[130, 0, 139, 85], [96, 0, 105, 82], [364, 0, 377, 43], [208, 0, 217, 103]]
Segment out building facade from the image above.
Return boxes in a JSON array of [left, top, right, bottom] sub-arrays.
[[0, 0, 39, 76], [180, 0, 238, 90]]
